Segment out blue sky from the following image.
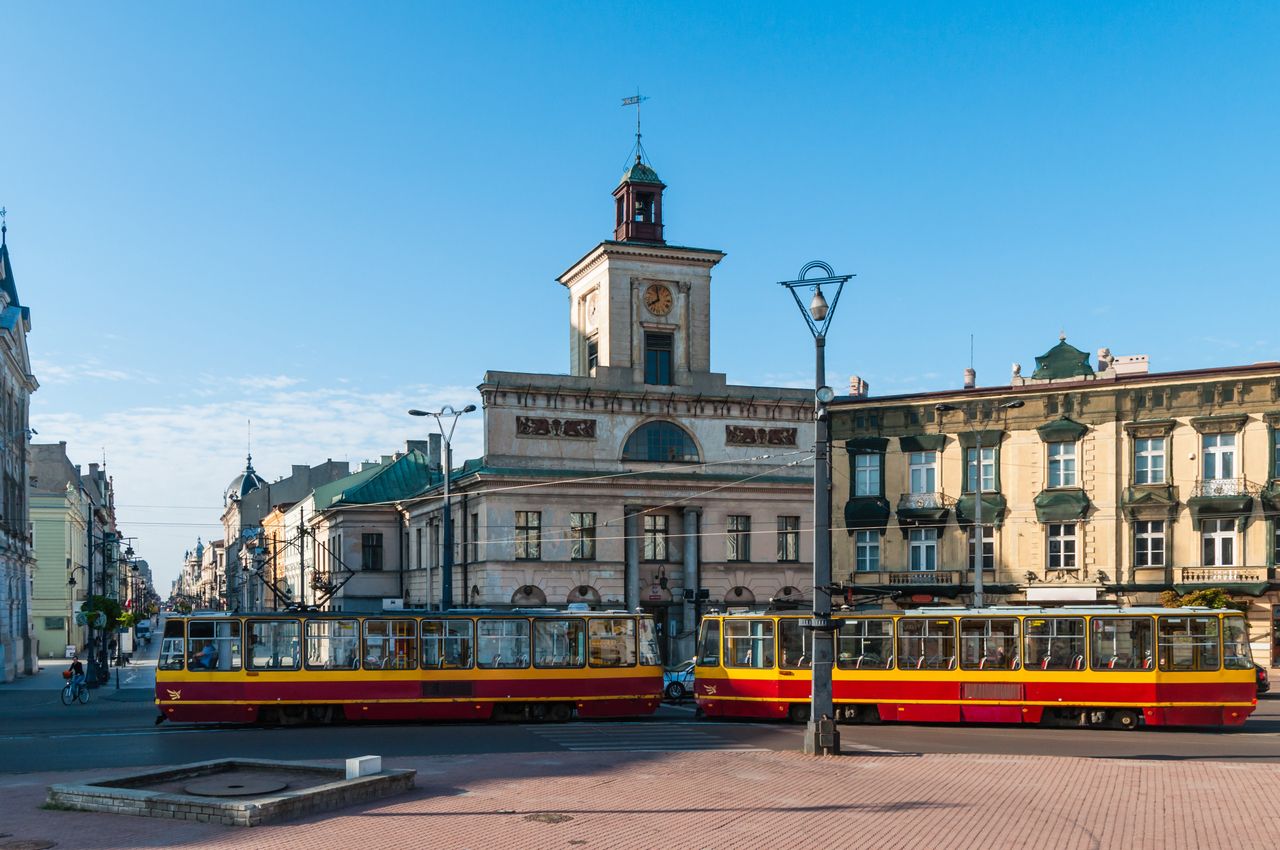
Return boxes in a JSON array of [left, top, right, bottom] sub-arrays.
[[5, 3, 1278, 589]]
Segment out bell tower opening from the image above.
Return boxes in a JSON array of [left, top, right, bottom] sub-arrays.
[[613, 155, 665, 244]]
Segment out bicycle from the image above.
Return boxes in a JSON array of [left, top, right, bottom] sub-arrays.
[[61, 677, 89, 706]]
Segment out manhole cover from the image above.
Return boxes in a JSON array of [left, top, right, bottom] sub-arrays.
[[0, 840, 58, 850], [523, 813, 573, 824], [183, 776, 287, 797]]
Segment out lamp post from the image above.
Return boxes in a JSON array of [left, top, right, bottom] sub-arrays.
[[934, 399, 1023, 608], [408, 404, 477, 610], [67, 564, 87, 660], [778, 260, 852, 757]]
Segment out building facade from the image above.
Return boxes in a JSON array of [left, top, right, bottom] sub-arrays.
[[829, 337, 1280, 667], [400, 151, 817, 662], [220, 458, 350, 611], [30, 442, 90, 658], [0, 224, 37, 681]]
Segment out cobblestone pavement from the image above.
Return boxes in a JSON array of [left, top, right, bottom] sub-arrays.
[[1, 748, 1277, 850]]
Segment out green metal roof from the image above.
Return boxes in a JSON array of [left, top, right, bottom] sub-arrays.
[[323, 450, 443, 508], [1032, 337, 1094, 380], [620, 158, 663, 186], [312, 463, 386, 510]]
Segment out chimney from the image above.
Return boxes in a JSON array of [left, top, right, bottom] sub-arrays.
[[848, 376, 869, 398], [428, 433, 442, 471], [963, 367, 976, 389], [406, 439, 431, 455]]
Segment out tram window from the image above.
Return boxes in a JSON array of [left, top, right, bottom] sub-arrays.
[[534, 618, 586, 668], [1090, 618, 1154, 671], [188, 620, 242, 672], [837, 619, 892, 669], [1025, 618, 1086, 671], [638, 617, 661, 667], [724, 619, 775, 669], [959, 618, 1020, 670], [247, 619, 301, 670], [1158, 616, 1221, 672], [478, 618, 531, 668], [422, 619, 473, 669], [780, 618, 813, 669], [588, 618, 637, 667], [364, 619, 419, 670], [159, 619, 186, 670], [1222, 616, 1253, 670], [698, 619, 721, 666], [897, 618, 956, 670], [305, 619, 359, 670]]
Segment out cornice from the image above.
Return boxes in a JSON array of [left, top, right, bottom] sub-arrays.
[[559, 241, 725, 288]]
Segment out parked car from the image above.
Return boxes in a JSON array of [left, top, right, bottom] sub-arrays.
[[664, 658, 696, 701], [1257, 664, 1271, 696]]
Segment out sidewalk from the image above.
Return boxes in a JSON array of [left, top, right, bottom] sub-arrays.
[[1, 657, 156, 691], [0, 747, 1276, 849]]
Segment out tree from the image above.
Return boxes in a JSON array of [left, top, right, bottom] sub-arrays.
[[1159, 587, 1247, 612], [80, 595, 125, 631]]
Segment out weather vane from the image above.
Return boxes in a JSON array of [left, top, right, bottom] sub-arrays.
[[621, 90, 649, 154]]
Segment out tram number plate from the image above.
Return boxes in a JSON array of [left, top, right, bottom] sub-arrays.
[[421, 680, 475, 698]]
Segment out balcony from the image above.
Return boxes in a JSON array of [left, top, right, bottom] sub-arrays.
[[1191, 478, 1259, 499], [1173, 565, 1269, 595], [1187, 479, 1259, 529], [895, 492, 955, 526]]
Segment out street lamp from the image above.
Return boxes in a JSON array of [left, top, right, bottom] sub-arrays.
[[408, 404, 477, 609], [934, 399, 1024, 608], [778, 260, 853, 757]]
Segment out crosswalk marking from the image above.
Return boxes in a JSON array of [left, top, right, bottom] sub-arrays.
[[522, 722, 768, 752]]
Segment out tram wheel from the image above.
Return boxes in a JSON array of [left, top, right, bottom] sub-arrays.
[[548, 703, 573, 723], [788, 703, 811, 724], [1112, 709, 1140, 731]]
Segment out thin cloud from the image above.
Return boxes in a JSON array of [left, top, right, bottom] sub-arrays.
[[34, 381, 484, 594]]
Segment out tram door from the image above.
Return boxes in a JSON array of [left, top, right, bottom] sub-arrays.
[[641, 602, 678, 666]]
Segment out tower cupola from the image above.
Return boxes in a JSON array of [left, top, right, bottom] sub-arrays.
[[613, 155, 666, 244]]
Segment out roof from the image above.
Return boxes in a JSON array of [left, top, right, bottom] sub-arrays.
[[311, 462, 386, 510], [620, 156, 663, 186], [225, 455, 268, 501], [325, 450, 438, 507], [0, 238, 21, 308], [1032, 336, 1094, 380]]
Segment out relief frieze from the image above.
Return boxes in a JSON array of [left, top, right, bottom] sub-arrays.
[[516, 416, 597, 439], [725, 425, 798, 447]]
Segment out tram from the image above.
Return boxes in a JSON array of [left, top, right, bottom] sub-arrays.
[[155, 609, 663, 724], [694, 606, 1257, 729]]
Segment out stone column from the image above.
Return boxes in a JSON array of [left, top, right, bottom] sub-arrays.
[[680, 507, 701, 662], [624, 507, 641, 611]]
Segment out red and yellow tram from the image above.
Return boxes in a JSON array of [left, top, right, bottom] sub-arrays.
[[695, 606, 1257, 729], [156, 609, 663, 724]]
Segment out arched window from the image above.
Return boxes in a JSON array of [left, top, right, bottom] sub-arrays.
[[511, 585, 547, 606], [622, 421, 699, 463]]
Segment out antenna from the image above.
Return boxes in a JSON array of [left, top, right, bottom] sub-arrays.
[[621, 90, 650, 162]]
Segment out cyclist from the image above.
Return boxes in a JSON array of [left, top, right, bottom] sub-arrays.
[[68, 655, 85, 690]]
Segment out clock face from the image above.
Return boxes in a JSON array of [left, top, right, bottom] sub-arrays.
[[644, 283, 673, 316], [585, 293, 598, 326]]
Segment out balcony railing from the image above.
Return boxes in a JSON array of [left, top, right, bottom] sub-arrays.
[[1174, 566, 1267, 584], [1191, 478, 1260, 498], [896, 492, 957, 511], [852, 569, 961, 586]]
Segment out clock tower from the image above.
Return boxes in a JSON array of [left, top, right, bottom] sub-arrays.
[[559, 153, 725, 389]]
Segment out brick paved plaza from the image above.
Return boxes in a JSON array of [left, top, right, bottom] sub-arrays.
[[2, 748, 1277, 849]]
